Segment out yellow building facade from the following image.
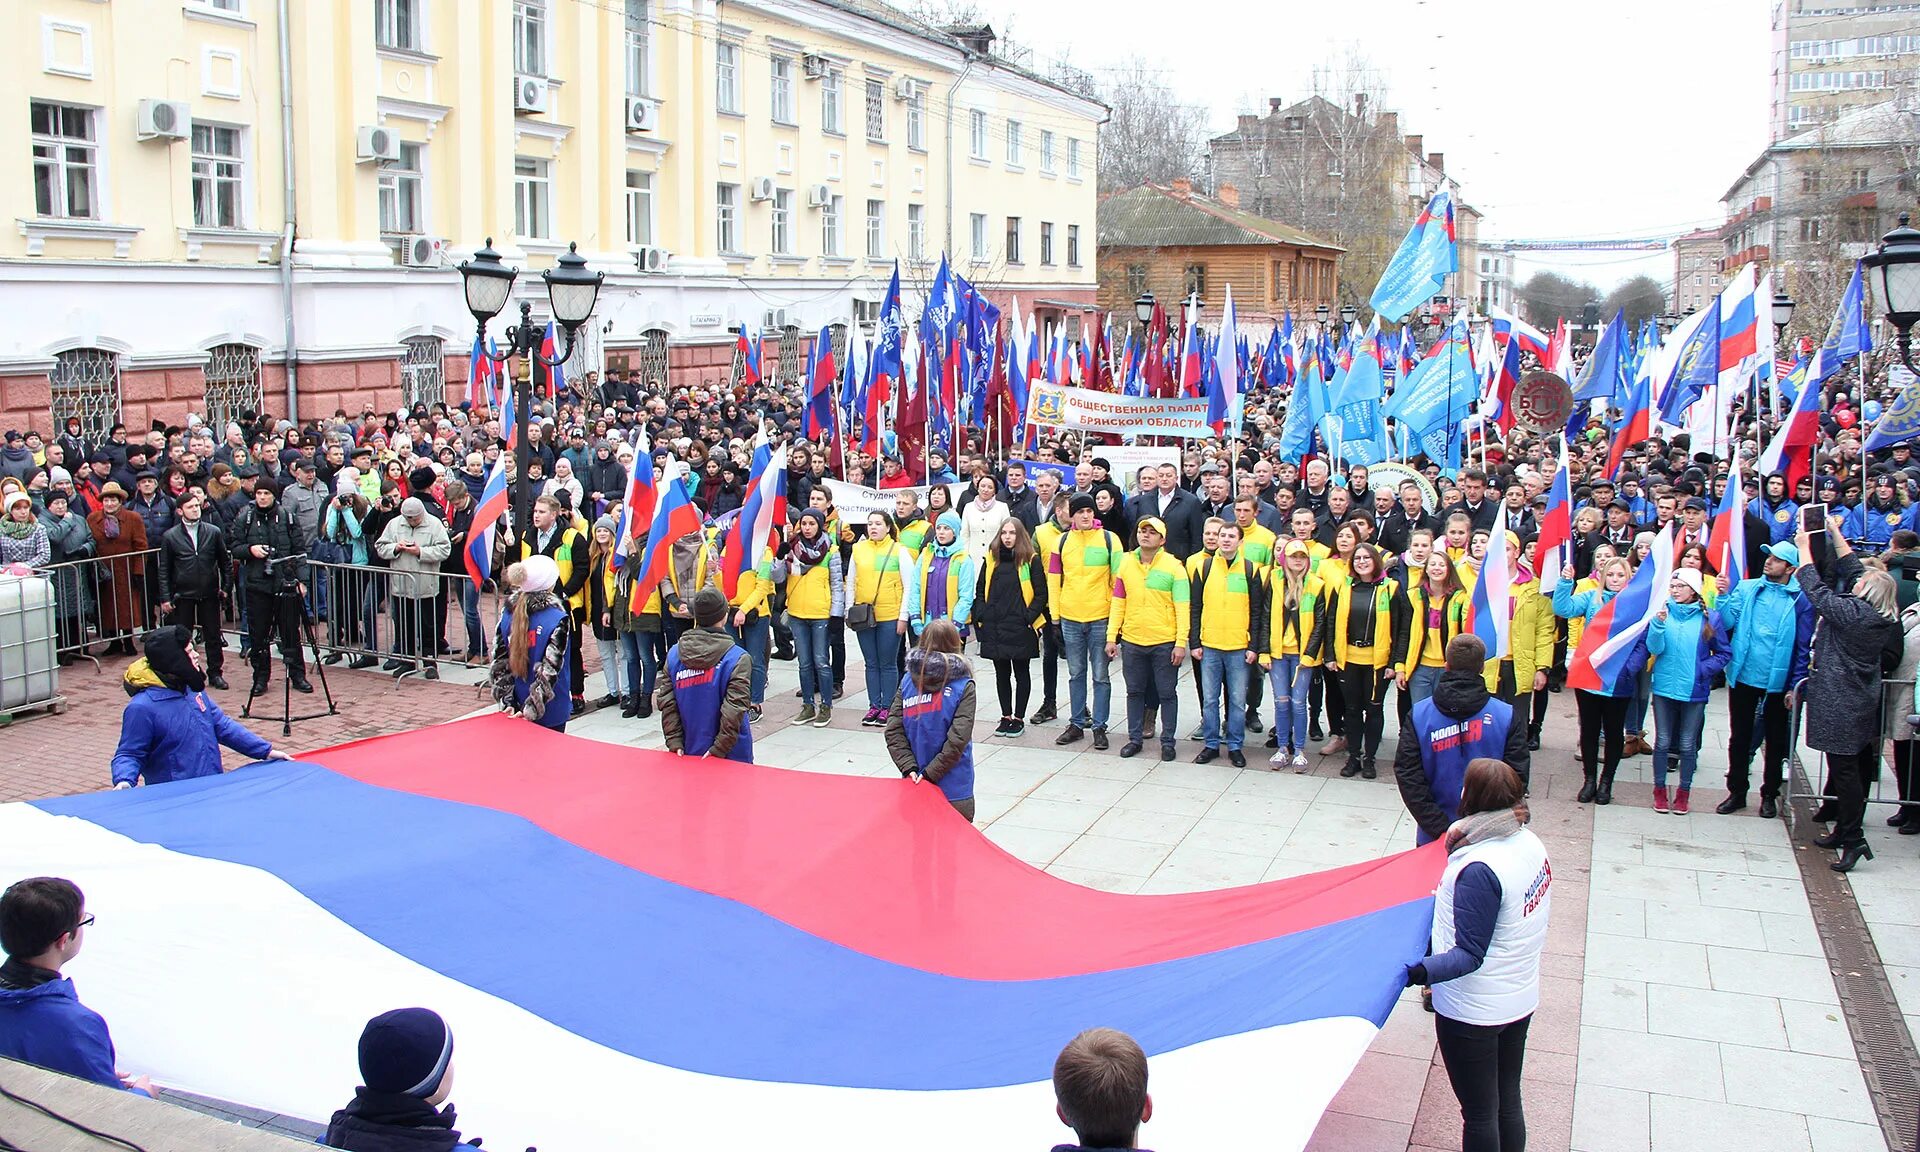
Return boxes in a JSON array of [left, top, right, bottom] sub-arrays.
[[0, 0, 1103, 432]]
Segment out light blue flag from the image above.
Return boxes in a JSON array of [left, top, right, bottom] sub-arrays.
[[1279, 372, 1325, 463], [1369, 190, 1458, 322]]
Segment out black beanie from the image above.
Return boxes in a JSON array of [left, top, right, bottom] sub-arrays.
[[358, 1008, 453, 1098], [139, 626, 205, 693], [692, 588, 729, 628], [409, 466, 436, 492]]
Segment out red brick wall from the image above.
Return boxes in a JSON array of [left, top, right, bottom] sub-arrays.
[[292, 359, 403, 421], [0, 373, 52, 436]]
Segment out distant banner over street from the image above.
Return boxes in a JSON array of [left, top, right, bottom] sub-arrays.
[[1025, 382, 1215, 439]]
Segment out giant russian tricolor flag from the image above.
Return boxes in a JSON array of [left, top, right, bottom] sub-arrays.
[[2, 717, 1449, 1151]]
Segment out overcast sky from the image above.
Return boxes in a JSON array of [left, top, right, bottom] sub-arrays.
[[981, 0, 1773, 294]]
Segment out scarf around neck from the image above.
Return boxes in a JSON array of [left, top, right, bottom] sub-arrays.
[[791, 528, 831, 568], [1444, 804, 1529, 852]]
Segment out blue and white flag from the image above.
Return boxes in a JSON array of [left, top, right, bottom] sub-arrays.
[[1369, 190, 1457, 322]]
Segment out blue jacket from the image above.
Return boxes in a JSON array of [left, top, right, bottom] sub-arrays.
[[1846, 501, 1916, 549], [1758, 497, 1799, 543], [1718, 575, 1814, 693], [111, 685, 273, 787], [1644, 599, 1731, 703], [1552, 581, 1644, 697], [0, 976, 139, 1092]]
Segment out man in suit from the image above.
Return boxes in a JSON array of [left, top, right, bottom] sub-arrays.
[[1128, 462, 1204, 560], [1443, 468, 1499, 533], [1500, 482, 1538, 538], [1377, 480, 1439, 556], [156, 491, 231, 690]]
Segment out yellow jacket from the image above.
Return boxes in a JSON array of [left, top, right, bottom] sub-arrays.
[[1329, 575, 1399, 671], [1262, 569, 1327, 666], [1047, 527, 1123, 624], [849, 536, 908, 623], [1565, 576, 1599, 647], [1108, 548, 1190, 647], [1486, 577, 1557, 692], [1236, 522, 1279, 569], [1188, 551, 1261, 652], [729, 558, 774, 617], [1394, 586, 1469, 677]]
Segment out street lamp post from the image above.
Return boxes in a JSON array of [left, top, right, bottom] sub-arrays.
[[1771, 290, 1796, 341], [1134, 291, 1155, 343], [1861, 213, 1920, 372], [1315, 303, 1330, 331], [457, 238, 605, 542]]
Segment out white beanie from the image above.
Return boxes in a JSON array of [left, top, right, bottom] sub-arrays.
[[518, 553, 559, 594], [1671, 567, 1704, 600]]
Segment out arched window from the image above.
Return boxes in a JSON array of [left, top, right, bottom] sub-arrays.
[[49, 348, 121, 443], [776, 325, 803, 388], [401, 336, 445, 408], [828, 322, 849, 366], [636, 328, 670, 397], [202, 343, 262, 435]]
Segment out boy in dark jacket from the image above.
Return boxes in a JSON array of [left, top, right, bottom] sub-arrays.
[[0, 877, 152, 1096], [658, 589, 754, 762], [324, 1007, 481, 1152], [1395, 635, 1532, 843]]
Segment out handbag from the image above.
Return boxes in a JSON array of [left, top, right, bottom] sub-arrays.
[[847, 543, 897, 632]]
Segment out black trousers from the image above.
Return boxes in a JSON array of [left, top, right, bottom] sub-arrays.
[[1337, 664, 1386, 764], [1895, 740, 1918, 806], [168, 596, 223, 676], [992, 658, 1032, 719], [830, 616, 846, 688], [1575, 689, 1628, 776], [1726, 681, 1791, 801], [245, 588, 304, 682], [1316, 667, 1346, 735], [1122, 641, 1179, 747], [1827, 744, 1878, 845], [1039, 623, 1060, 708], [1436, 1012, 1531, 1152]]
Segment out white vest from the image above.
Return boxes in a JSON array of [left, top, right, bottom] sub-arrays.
[[1430, 828, 1551, 1026]]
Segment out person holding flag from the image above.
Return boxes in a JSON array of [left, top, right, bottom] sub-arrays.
[[1642, 569, 1732, 815], [1484, 535, 1557, 758], [1710, 541, 1812, 819], [1554, 553, 1653, 805]]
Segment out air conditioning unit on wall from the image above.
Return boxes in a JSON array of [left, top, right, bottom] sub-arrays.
[[624, 95, 657, 132], [356, 125, 401, 163], [400, 236, 446, 267], [136, 99, 190, 141], [806, 184, 832, 208], [749, 177, 776, 201], [514, 75, 550, 114], [893, 75, 917, 101], [635, 245, 669, 273]]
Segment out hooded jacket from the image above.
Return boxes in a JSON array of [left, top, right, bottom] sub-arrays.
[[111, 632, 272, 786], [1644, 598, 1732, 703], [1718, 573, 1814, 694], [1394, 669, 1531, 843], [657, 625, 753, 759], [0, 966, 135, 1091], [323, 1090, 480, 1152]]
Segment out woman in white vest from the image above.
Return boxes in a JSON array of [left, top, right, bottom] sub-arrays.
[[1407, 757, 1550, 1152]]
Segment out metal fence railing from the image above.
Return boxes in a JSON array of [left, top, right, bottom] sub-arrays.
[[30, 548, 163, 666], [1789, 675, 1920, 813]]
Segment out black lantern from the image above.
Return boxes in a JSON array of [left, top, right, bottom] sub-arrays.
[[1315, 303, 1329, 326], [1134, 291, 1155, 325], [457, 238, 605, 541], [1861, 214, 1920, 372], [1340, 304, 1357, 327]]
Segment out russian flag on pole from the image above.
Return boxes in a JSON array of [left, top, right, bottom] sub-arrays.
[[1207, 286, 1239, 435], [463, 454, 510, 587], [4, 716, 1452, 1151], [467, 336, 497, 411], [1759, 353, 1823, 493], [540, 321, 566, 401], [1605, 353, 1655, 479], [1536, 440, 1574, 594], [801, 326, 837, 443], [1487, 306, 1550, 364], [629, 462, 701, 604], [1567, 524, 1676, 692], [719, 444, 788, 598], [613, 434, 657, 570], [1465, 519, 1513, 659], [1178, 314, 1204, 399], [1708, 454, 1748, 584]]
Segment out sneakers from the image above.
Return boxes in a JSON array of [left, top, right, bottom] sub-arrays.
[[1186, 725, 1206, 742], [813, 707, 833, 728], [1673, 789, 1691, 815], [864, 708, 889, 727], [793, 703, 817, 725], [1056, 724, 1085, 746], [1322, 736, 1348, 756], [993, 716, 1013, 736], [1269, 749, 1289, 770], [1291, 751, 1309, 771], [1653, 785, 1670, 814], [1195, 747, 1220, 764], [1091, 725, 1110, 751], [1339, 760, 1362, 778], [1003, 718, 1025, 737], [1029, 703, 1058, 725]]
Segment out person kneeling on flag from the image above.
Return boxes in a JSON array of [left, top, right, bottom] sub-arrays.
[[659, 588, 753, 762], [1395, 635, 1530, 844], [885, 620, 977, 822]]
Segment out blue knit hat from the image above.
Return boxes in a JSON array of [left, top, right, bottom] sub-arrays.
[[936, 511, 963, 539], [358, 1007, 453, 1098]]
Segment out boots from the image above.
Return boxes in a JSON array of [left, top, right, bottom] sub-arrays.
[[1833, 841, 1875, 872], [1653, 784, 1669, 813], [1596, 768, 1616, 805], [1673, 788, 1691, 815], [1577, 772, 1597, 804]]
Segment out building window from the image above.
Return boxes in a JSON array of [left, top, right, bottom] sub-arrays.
[[906, 88, 925, 150], [379, 141, 424, 234], [1006, 119, 1023, 167], [190, 123, 243, 229], [822, 193, 843, 256], [512, 0, 546, 75], [1040, 130, 1056, 174], [1067, 224, 1080, 267], [30, 102, 97, 220], [969, 109, 988, 160], [716, 42, 741, 115], [1067, 138, 1082, 179], [865, 79, 885, 141], [770, 187, 792, 254], [202, 343, 262, 434], [1126, 264, 1146, 297], [513, 156, 551, 238], [1855, 167, 1871, 189], [376, 0, 422, 51], [770, 56, 794, 123], [821, 70, 843, 134], [49, 348, 120, 444], [866, 198, 884, 259], [907, 203, 925, 259], [1184, 263, 1206, 298], [716, 182, 740, 252], [1039, 221, 1054, 265], [401, 335, 445, 408], [970, 212, 987, 261], [1799, 217, 1822, 242], [1803, 170, 1821, 194], [624, 0, 649, 95], [1005, 216, 1022, 263], [624, 169, 653, 245]]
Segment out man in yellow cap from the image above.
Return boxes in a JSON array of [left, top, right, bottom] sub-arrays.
[[1106, 516, 1190, 761]]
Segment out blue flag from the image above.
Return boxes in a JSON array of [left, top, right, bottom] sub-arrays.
[[1815, 260, 1874, 385], [1369, 190, 1458, 322], [1659, 304, 1720, 425]]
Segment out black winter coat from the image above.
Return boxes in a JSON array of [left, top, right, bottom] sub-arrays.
[[1799, 554, 1902, 753], [973, 548, 1048, 661], [230, 501, 308, 591], [156, 520, 229, 603]]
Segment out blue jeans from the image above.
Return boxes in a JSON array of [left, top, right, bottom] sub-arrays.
[[622, 629, 667, 703], [1652, 695, 1707, 790], [1199, 647, 1250, 750], [857, 620, 901, 710], [725, 613, 771, 705], [1628, 666, 1651, 736], [1269, 657, 1313, 751], [1061, 618, 1111, 729], [792, 616, 833, 707], [460, 581, 484, 657], [1409, 664, 1444, 704]]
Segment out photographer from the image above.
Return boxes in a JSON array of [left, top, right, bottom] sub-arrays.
[[233, 479, 312, 697]]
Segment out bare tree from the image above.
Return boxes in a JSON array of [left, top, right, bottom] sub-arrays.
[[1095, 58, 1209, 193], [1602, 276, 1667, 330]]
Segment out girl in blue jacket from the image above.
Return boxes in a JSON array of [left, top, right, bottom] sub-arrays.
[[1644, 568, 1732, 815], [1554, 556, 1643, 805]]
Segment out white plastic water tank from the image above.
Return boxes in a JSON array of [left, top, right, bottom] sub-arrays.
[[0, 572, 58, 713]]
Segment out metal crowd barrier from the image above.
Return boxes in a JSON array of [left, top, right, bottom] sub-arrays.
[[30, 548, 163, 668], [254, 557, 508, 677], [1788, 675, 1920, 812]]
